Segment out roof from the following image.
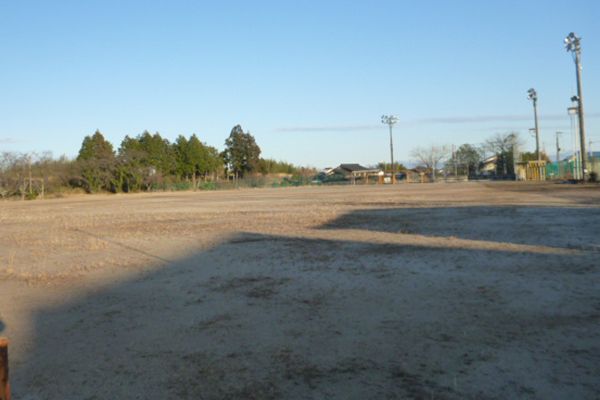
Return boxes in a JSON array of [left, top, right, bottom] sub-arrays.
[[338, 164, 370, 172], [480, 155, 497, 164]]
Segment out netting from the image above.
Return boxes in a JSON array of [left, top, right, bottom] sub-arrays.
[[545, 156, 599, 180]]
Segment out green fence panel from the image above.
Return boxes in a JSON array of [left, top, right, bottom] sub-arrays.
[[153, 174, 379, 192], [544, 157, 600, 180]]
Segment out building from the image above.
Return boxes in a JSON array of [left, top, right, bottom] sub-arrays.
[[479, 155, 497, 175], [317, 164, 381, 184], [331, 164, 379, 178]]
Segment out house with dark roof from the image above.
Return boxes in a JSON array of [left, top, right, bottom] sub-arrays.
[[332, 164, 380, 177], [327, 164, 382, 184]]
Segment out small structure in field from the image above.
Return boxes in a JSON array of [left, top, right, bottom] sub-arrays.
[[515, 160, 546, 181]]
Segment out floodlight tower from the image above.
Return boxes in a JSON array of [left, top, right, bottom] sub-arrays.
[[527, 88, 541, 161], [568, 98, 580, 179], [565, 32, 587, 179], [381, 115, 399, 181]]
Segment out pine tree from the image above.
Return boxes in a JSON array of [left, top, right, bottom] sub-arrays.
[[173, 135, 192, 179], [77, 130, 115, 161], [222, 125, 261, 177]]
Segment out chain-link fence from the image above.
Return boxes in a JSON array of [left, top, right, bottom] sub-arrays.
[[153, 176, 328, 192], [545, 156, 599, 180], [153, 172, 466, 192]]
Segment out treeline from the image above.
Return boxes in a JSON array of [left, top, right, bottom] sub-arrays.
[[76, 130, 223, 193], [0, 151, 76, 199], [0, 125, 316, 199]]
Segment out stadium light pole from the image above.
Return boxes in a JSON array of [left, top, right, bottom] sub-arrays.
[[527, 88, 541, 161], [568, 103, 580, 179], [565, 32, 587, 180], [381, 115, 399, 182], [555, 131, 564, 162]]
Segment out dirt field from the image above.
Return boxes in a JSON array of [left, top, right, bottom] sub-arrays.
[[1, 181, 599, 399]]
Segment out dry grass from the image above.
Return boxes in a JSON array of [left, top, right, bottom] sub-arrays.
[[1, 182, 599, 399]]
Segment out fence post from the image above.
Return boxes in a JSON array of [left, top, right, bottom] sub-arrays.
[[0, 338, 9, 400]]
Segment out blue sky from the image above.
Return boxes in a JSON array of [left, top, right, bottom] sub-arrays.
[[1, 0, 599, 168]]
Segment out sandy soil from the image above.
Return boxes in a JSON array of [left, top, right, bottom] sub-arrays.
[[1, 181, 599, 399]]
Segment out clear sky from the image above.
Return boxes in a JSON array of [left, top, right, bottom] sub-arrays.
[[1, 0, 599, 168]]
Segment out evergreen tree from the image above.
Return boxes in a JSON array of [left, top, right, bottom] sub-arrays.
[[172, 135, 193, 179], [205, 145, 223, 178], [187, 134, 208, 178], [137, 131, 174, 175], [77, 130, 115, 161], [451, 144, 482, 175], [118, 135, 141, 156], [76, 130, 115, 193], [222, 125, 261, 177]]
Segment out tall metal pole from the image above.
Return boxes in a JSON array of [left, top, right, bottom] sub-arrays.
[[528, 89, 540, 161], [575, 50, 587, 178], [534, 99, 540, 161], [381, 115, 399, 183], [568, 103, 580, 179], [389, 123, 394, 176], [566, 33, 587, 180]]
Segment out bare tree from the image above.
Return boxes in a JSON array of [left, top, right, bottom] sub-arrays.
[[485, 131, 522, 174], [0, 152, 12, 198], [410, 144, 447, 181], [0, 152, 31, 199]]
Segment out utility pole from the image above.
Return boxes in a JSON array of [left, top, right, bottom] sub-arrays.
[[556, 132, 562, 164], [565, 33, 587, 180], [527, 89, 541, 160]]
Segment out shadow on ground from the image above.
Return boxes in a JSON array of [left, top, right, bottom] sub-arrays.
[[478, 182, 600, 205], [319, 205, 600, 250], [12, 209, 600, 399]]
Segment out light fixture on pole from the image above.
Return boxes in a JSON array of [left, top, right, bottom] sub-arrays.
[[529, 128, 536, 138], [381, 115, 399, 182], [565, 32, 587, 180], [527, 88, 541, 161]]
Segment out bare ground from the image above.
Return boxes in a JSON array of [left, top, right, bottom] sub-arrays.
[[1, 181, 599, 399]]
